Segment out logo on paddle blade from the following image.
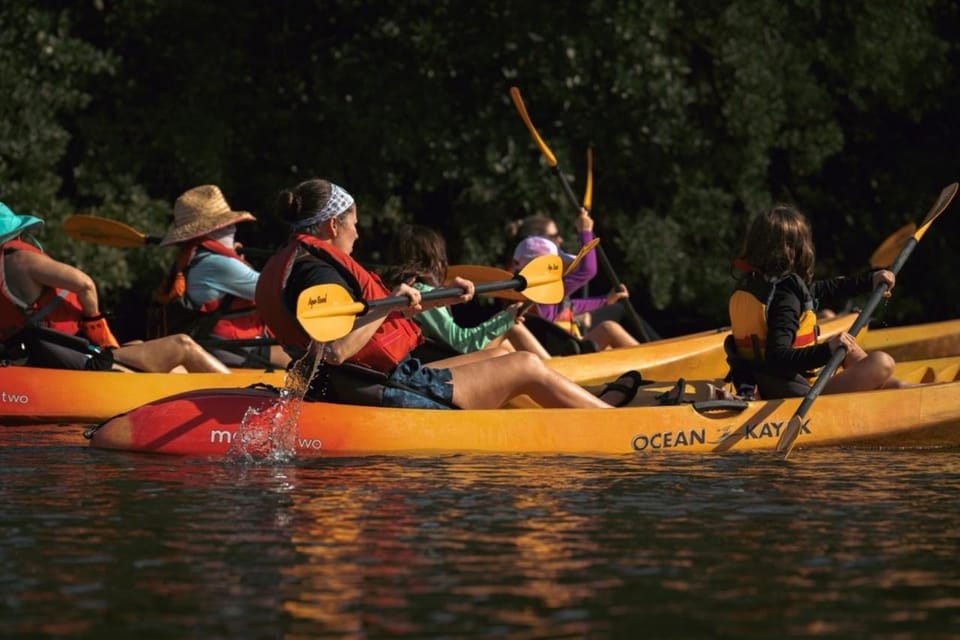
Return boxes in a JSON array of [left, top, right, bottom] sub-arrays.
[[304, 293, 328, 309]]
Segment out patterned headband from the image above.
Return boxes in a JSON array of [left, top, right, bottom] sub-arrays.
[[290, 183, 355, 230]]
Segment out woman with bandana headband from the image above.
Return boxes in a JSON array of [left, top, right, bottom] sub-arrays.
[[255, 178, 643, 409]]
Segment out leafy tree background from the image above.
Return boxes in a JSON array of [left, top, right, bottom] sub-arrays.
[[1, 0, 957, 341]]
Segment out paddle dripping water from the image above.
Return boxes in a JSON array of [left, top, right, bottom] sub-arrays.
[[225, 346, 322, 463]]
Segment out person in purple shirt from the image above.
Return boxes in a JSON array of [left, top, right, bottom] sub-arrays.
[[511, 207, 639, 350]]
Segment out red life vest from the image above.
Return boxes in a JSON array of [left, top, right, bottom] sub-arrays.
[[164, 239, 268, 340], [256, 234, 422, 372], [0, 240, 84, 340]]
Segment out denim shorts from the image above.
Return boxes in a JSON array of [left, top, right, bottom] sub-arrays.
[[383, 356, 455, 409]]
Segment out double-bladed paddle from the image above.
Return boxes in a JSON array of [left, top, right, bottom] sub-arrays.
[[869, 222, 918, 269], [296, 254, 565, 342], [63, 213, 271, 257], [445, 237, 601, 300], [583, 146, 594, 211], [776, 182, 958, 459], [64, 214, 161, 248], [509, 86, 658, 342], [443, 265, 523, 300]]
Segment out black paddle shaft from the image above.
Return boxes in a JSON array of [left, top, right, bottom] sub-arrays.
[[550, 165, 658, 342], [363, 277, 527, 314], [793, 236, 919, 421]]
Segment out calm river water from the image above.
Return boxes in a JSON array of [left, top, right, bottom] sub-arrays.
[[2, 424, 959, 638]]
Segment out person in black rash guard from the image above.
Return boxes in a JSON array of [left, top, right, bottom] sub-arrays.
[[254, 178, 644, 409], [728, 203, 907, 399]]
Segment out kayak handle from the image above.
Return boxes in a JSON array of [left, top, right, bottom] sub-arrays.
[[691, 399, 750, 414]]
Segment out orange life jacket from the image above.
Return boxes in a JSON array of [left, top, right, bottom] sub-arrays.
[[155, 239, 267, 340], [0, 240, 84, 341], [729, 272, 818, 360], [256, 234, 422, 372]]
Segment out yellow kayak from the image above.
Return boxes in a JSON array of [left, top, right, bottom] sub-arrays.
[[861, 318, 960, 361], [547, 314, 857, 385], [548, 316, 960, 386]]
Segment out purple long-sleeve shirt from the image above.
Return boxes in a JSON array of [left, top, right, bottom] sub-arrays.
[[533, 230, 609, 322]]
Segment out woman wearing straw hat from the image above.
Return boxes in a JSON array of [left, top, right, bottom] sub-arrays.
[[0, 202, 230, 372], [153, 185, 289, 369]]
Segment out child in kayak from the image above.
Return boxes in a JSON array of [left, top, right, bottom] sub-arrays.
[[0, 202, 230, 373], [728, 203, 905, 398], [511, 233, 639, 350], [384, 224, 551, 360], [153, 185, 290, 369], [254, 178, 643, 409]]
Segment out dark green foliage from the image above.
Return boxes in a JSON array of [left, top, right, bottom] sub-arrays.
[[1, 0, 957, 337]]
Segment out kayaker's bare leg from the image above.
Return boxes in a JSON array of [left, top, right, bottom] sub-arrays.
[[584, 320, 639, 350], [269, 345, 292, 369], [487, 337, 516, 352], [482, 324, 550, 359], [430, 347, 512, 368], [503, 323, 551, 359], [823, 351, 896, 394], [113, 334, 231, 373], [447, 351, 612, 409]]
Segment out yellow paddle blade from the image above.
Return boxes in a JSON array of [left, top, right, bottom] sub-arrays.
[[509, 86, 558, 167], [914, 182, 958, 243], [869, 223, 916, 268], [517, 254, 564, 304], [583, 147, 593, 210], [445, 264, 526, 301], [565, 237, 600, 275], [63, 214, 150, 248], [296, 284, 364, 342], [446, 249, 577, 303]]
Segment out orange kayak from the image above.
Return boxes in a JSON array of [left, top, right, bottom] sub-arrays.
[[0, 365, 285, 424], [87, 357, 960, 458]]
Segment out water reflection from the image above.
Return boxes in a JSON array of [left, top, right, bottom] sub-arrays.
[[2, 430, 959, 637]]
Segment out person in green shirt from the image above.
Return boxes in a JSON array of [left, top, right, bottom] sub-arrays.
[[385, 224, 551, 359]]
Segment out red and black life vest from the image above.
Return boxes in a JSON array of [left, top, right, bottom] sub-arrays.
[[0, 240, 84, 340], [156, 239, 267, 340], [256, 234, 422, 372]]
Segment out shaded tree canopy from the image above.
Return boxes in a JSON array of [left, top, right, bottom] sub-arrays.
[[1, 0, 957, 339]]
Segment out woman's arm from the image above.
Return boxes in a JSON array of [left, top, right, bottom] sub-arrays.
[[8, 250, 100, 316], [187, 253, 261, 302], [764, 280, 832, 372]]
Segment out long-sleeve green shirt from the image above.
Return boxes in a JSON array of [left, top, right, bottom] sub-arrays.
[[412, 282, 516, 353]]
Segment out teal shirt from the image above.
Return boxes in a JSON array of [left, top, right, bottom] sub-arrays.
[[412, 282, 516, 353]]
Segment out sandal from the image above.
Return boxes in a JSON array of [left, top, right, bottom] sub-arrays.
[[598, 370, 644, 407]]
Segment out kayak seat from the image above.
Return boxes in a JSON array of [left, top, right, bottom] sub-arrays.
[[410, 337, 461, 363], [309, 362, 460, 409], [523, 315, 599, 356], [722, 334, 759, 400]]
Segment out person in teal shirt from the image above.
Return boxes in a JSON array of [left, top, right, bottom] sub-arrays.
[[385, 225, 551, 359]]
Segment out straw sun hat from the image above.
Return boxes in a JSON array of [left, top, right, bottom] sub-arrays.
[[0, 202, 44, 245], [160, 185, 255, 246]]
